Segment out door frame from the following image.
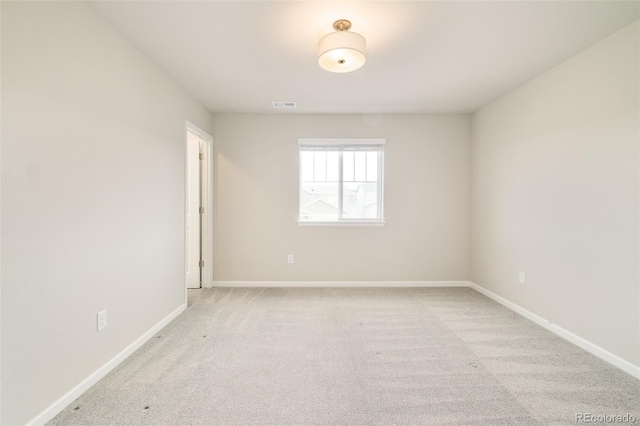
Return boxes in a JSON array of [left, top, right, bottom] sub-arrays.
[[185, 121, 213, 300]]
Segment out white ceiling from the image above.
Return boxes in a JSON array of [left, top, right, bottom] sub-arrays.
[[87, 1, 639, 114]]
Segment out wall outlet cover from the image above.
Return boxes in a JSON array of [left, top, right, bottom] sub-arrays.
[[97, 310, 107, 331]]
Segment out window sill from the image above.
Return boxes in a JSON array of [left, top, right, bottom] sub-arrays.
[[297, 220, 386, 227]]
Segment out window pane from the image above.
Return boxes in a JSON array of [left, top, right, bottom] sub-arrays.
[[313, 152, 326, 181], [342, 182, 378, 219], [354, 152, 366, 181], [343, 151, 354, 182], [300, 151, 314, 182], [326, 151, 339, 182], [366, 151, 378, 182], [300, 182, 339, 221]]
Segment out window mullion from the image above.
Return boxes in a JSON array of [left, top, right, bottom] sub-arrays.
[[377, 149, 383, 220], [338, 150, 343, 220], [325, 151, 329, 182], [365, 149, 368, 182], [299, 151, 302, 219]]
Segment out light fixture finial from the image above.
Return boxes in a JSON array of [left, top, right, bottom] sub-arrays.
[[333, 19, 352, 32]]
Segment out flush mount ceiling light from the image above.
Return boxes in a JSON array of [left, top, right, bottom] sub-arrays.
[[318, 20, 366, 73]]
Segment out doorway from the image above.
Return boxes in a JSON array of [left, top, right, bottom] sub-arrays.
[[185, 122, 213, 291]]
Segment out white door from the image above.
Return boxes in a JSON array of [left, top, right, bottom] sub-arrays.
[[186, 133, 201, 289]]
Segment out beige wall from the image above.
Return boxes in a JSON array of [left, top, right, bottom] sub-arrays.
[[212, 114, 471, 283], [0, 2, 214, 424], [471, 22, 639, 367]]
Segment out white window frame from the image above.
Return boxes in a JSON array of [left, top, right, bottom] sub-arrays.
[[298, 138, 386, 226]]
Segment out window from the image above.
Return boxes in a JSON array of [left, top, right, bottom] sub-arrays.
[[298, 138, 385, 225]]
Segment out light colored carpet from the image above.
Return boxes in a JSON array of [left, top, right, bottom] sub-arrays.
[[49, 287, 640, 425]]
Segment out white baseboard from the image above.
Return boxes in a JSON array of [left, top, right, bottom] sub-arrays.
[[27, 303, 188, 426], [468, 281, 640, 380], [206, 280, 471, 288]]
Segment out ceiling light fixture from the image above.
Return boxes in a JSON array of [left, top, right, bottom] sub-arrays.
[[318, 20, 366, 73]]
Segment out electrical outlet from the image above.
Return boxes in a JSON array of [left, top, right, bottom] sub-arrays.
[[287, 255, 294, 264], [97, 310, 107, 331], [518, 271, 525, 285]]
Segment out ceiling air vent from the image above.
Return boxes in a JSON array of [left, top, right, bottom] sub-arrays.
[[272, 102, 297, 109]]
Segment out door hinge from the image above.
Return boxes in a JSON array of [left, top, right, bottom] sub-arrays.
[[199, 153, 203, 160], [199, 206, 204, 214], [199, 260, 204, 268]]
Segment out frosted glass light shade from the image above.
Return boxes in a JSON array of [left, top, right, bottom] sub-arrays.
[[318, 31, 366, 73]]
